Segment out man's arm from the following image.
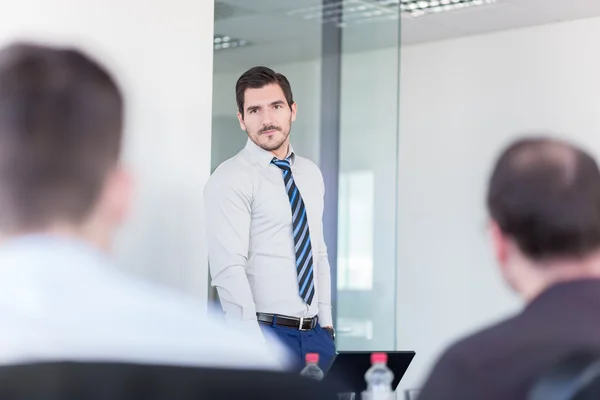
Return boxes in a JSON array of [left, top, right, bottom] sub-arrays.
[[315, 170, 333, 330], [204, 170, 263, 340]]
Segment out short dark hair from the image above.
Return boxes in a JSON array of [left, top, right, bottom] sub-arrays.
[[235, 66, 293, 116], [0, 42, 123, 232], [487, 137, 600, 260]]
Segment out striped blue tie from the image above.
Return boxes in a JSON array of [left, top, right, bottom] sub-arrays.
[[272, 157, 315, 305]]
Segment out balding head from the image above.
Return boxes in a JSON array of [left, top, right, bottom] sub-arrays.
[[487, 137, 600, 261]]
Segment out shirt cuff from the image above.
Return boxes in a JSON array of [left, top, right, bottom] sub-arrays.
[[318, 304, 333, 327]]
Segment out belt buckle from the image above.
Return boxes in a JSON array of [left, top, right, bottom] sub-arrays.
[[298, 317, 309, 331]]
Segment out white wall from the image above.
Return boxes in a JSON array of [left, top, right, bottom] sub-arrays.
[[0, 1, 215, 303], [397, 16, 600, 391]]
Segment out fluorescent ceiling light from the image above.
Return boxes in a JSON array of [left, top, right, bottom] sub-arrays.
[[399, 0, 496, 17], [214, 34, 250, 51], [286, 0, 495, 27]]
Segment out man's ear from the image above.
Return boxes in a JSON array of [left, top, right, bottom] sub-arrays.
[[489, 219, 508, 265], [291, 102, 297, 123], [237, 112, 246, 131], [102, 165, 134, 225]]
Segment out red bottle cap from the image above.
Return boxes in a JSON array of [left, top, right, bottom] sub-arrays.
[[371, 352, 388, 364]]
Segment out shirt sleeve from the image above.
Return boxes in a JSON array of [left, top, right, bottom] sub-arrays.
[[204, 169, 264, 341], [315, 170, 333, 328]]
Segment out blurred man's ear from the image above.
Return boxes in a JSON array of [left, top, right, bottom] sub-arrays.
[[489, 220, 508, 265], [490, 219, 521, 292], [101, 165, 134, 227], [81, 165, 133, 251]]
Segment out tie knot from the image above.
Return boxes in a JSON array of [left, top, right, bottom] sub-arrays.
[[272, 158, 291, 171]]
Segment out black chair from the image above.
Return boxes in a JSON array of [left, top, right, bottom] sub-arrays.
[[529, 352, 600, 400], [0, 361, 339, 400]]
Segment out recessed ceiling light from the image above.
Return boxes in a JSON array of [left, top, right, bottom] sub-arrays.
[[213, 34, 250, 51]]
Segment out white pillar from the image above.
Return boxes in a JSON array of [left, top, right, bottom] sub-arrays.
[[0, 1, 216, 307]]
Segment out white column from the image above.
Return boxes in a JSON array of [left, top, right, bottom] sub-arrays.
[[0, 0, 215, 306]]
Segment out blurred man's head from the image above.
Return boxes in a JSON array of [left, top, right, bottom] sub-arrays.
[[487, 137, 600, 300], [0, 42, 130, 250]]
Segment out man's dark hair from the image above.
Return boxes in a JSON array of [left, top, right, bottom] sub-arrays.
[[235, 66, 293, 117], [0, 42, 123, 232], [487, 137, 600, 260]]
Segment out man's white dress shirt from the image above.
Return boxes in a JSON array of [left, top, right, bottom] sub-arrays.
[[204, 139, 332, 340], [0, 234, 290, 370]]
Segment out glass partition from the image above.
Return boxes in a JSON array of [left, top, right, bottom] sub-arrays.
[[336, 1, 401, 351], [211, 0, 401, 352]]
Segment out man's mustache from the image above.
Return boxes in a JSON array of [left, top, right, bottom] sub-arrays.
[[260, 125, 281, 133]]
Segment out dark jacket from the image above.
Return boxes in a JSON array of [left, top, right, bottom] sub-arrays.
[[419, 279, 600, 400]]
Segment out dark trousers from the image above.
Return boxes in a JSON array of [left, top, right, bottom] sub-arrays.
[[261, 323, 336, 372]]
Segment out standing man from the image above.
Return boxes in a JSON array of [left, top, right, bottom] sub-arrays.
[[205, 66, 336, 370]]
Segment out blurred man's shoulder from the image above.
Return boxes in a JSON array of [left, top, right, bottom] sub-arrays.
[[441, 313, 523, 368], [101, 271, 290, 370]]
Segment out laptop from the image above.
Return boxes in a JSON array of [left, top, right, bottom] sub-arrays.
[[322, 351, 416, 393]]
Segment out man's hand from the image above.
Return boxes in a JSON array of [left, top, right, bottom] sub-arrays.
[[323, 326, 335, 341]]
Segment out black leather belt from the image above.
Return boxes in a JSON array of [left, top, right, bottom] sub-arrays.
[[257, 313, 318, 331]]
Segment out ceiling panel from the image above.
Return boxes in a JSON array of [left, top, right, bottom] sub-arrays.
[[515, 0, 600, 22], [427, 1, 560, 36], [216, 13, 323, 44], [214, 0, 600, 69], [401, 16, 466, 45], [217, 0, 323, 14]]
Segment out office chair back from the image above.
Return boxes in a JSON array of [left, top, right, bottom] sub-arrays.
[[0, 361, 339, 400], [528, 352, 600, 400]]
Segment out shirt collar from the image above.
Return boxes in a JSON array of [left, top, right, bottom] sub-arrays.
[[244, 138, 296, 167], [525, 278, 600, 309], [0, 233, 113, 268]]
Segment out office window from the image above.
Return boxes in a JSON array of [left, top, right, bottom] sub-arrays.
[[338, 170, 374, 291]]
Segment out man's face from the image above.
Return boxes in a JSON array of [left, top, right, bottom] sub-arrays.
[[237, 83, 296, 153]]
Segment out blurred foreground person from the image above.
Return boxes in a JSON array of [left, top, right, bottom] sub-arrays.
[[0, 42, 289, 371], [420, 137, 600, 399]]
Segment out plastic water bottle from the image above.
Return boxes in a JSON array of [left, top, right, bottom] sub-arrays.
[[362, 352, 394, 400], [300, 353, 324, 381]]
